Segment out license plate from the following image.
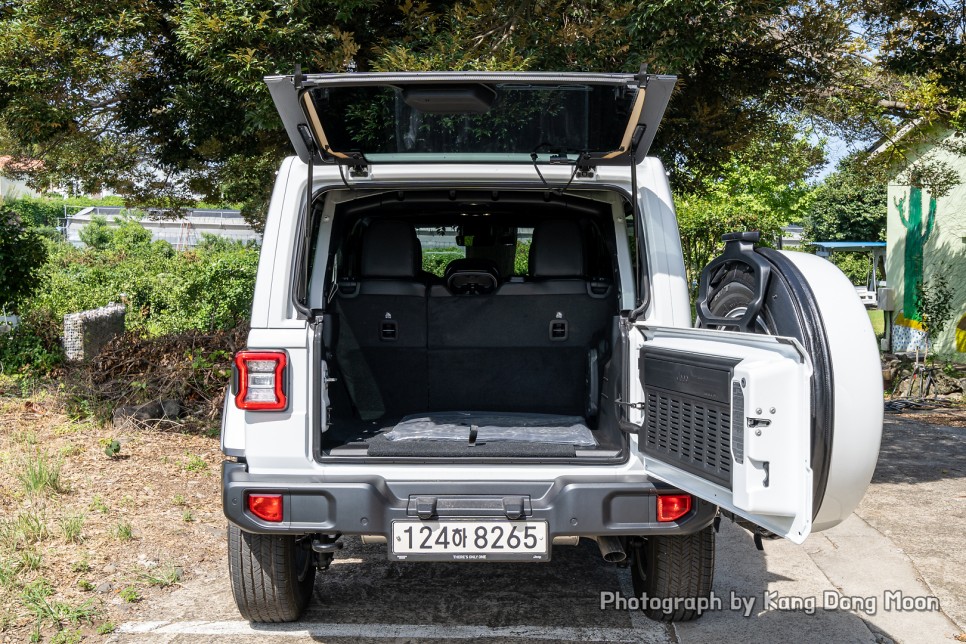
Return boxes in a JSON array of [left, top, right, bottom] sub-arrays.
[[390, 520, 549, 561]]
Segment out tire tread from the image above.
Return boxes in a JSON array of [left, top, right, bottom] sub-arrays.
[[228, 524, 314, 622]]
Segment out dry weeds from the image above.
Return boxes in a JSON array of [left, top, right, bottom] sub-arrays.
[[0, 376, 225, 642]]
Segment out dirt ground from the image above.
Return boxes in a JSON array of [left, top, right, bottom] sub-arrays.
[[1, 377, 964, 643], [0, 379, 225, 642]]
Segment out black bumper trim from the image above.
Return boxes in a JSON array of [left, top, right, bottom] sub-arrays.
[[222, 462, 716, 537]]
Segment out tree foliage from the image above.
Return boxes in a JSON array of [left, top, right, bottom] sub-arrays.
[[804, 161, 887, 242], [0, 0, 899, 227], [674, 131, 818, 292], [0, 203, 47, 312]]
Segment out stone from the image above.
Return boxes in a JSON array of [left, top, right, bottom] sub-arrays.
[[113, 399, 183, 429], [63, 304, 126, 363]]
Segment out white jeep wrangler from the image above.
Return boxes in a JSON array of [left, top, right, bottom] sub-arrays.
[[221, 70, 882, 623]]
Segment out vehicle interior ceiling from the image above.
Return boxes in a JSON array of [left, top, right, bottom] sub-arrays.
[[316, 189, 632, 461]]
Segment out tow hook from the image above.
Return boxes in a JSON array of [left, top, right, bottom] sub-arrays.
[[311, 534, 343, 553], [310, 533, 343, 570]]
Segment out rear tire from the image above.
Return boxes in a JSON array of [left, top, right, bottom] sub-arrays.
[[630, 526, 715, 622], [227, 524, 316, 622]]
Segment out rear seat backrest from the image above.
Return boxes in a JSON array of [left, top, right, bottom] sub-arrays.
[[427, 219, 614, 416], [335, 220, 428, 417]]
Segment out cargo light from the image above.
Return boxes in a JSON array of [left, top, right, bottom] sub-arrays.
[[248, 494, 283, 522], [657, 494, 692, 522], [234, 351, 287, 410]]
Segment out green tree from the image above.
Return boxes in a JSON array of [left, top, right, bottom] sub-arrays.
[[804, 161, 887, 242], [0, 203, 48, 311], [79, 215, 112, 250], [675, 132, 819, 294], [0, 1, 887, 227]]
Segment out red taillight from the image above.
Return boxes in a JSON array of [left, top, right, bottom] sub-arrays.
[[657, 494, 692, 522], [234, 351, 287, 410], [248, 494, 283, 522]]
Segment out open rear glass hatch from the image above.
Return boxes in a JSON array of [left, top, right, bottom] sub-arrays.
[[265, 71, 676, 168]]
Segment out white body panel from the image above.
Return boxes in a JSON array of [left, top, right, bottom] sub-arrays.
[[629, 326, 815, 543]]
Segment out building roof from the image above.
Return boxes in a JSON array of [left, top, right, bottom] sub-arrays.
[[810, 241, 887, 252]]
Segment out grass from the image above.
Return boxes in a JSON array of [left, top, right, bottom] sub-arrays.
[[50, 630, 82, 644], [58, 443, 81, 457], [183, 453, 207, 472], [58, 515, 84, 544], [2, 508, 50, 548], [869, 309, 885, 341], [18, 452, 66, 495], [96, 622, 116, 635], [18, 549, 43, 572], [141, 564, 182, 588], [20, 577, 98, 629], [118, 586, 140, 603], [0, 375, 225, 639], [114, 521, 133, 541], [0, 558, 17, 589], [89, 495, 109, 514]]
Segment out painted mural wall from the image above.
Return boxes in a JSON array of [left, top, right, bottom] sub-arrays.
[[886, 128, 966, 359]]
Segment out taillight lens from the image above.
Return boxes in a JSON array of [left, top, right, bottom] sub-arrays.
[[248, 494, 283, 522], [657, 494, 692, 522], [234, 351, 287, 410]]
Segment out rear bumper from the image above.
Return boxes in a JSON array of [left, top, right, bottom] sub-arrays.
[[222, 461, 716, 537]]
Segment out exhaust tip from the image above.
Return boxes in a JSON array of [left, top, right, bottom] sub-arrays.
[[596, 536, 627, 563]]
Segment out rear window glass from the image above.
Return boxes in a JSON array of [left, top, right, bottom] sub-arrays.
[[306, 84, 638, 162]]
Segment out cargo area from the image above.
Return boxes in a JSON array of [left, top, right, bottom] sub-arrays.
[[309, 189, 631, 462]]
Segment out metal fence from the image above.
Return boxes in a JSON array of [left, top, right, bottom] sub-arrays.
[[62, 206, 260, 249]]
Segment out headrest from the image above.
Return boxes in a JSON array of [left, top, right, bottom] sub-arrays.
[[444, 258, 500, 295], [528, 220, 585, 278], [360, 220, 420, 278]]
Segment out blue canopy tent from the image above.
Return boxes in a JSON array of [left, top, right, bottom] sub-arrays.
[[810, 241, 886, 286], [809, 241, 887, 310]]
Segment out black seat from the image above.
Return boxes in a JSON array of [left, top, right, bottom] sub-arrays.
[[529, 219, 587, 283], [335, 220, 428, 418]]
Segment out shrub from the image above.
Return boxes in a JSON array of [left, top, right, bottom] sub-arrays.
[[0, 309, 63, 375], [27, 229, 258, 338], [0, 203, 48, 311], [78, 215, 111, 250], [422, 248, 463, 277], [3, 197, 63, 228]]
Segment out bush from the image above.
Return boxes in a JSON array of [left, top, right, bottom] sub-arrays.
[[78, 215, 111, 250], [0, 308, 63, 375], [27, 225, 259, 338], [4, 197, 64, 228], [514, 240, 531, 276], [829, 253, 875, 285], [422, 248, 463, 277], [0, 203, 48, 311]]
